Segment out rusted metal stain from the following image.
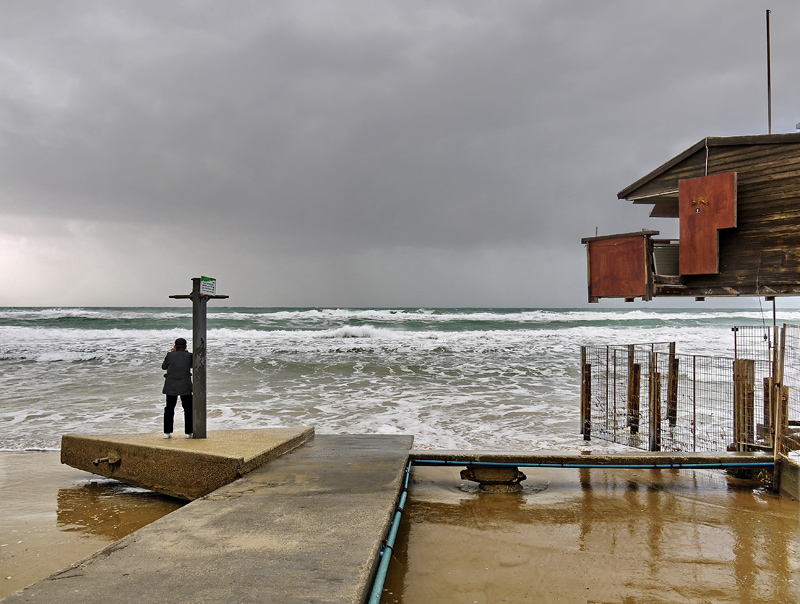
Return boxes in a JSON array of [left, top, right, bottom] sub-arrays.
[[587, 235, 649, 300]]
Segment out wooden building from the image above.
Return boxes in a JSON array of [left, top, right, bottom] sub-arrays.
[[582, 132, 800, 302]]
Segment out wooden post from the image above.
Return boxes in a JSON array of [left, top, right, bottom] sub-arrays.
[[733, 359, 755, 451], [627, 346, 634, 427], [627, 345, 641, 435], [604, 346, 610, 432], [746, 363, 755, 447], [772, 323, 789, 493], [778, 386, 789, 448], [773, 384, 789, 492], [773, 325, 787, 491], [667, 342, 678, 427], [169, 277, 229, 439], [612, 348, 618, 441], [580, 347, 586, 435], [763, 377, 774, 447], [767, 323, 780, 449], [581, 346, 592, 441], [649, 352, 661, 452], [692, 355, 697, 451]]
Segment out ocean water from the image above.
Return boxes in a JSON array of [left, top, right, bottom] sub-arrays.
[[2, 306, 797, 452]]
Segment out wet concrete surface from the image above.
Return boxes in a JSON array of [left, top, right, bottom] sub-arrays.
[[4, 435, 413, 604], [381, 465, 800, 604], [1, 452, 183, 599]]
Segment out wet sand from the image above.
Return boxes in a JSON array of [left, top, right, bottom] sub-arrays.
[[0, 451, 183, 599], [382, 466, 800, 604]]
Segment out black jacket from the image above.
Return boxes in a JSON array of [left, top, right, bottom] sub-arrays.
[[162, 349, 193, 396]]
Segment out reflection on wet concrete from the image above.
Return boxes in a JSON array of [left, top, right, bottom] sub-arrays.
[[57, 480, 184, 542], [382, 466, 800, 604], [0, 452, 187, 600]]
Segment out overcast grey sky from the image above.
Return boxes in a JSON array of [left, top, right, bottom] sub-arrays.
[[1, 1, 798, 307]]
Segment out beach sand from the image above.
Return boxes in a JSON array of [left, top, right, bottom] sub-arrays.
[[0, 451, 183, 600], [382, 466, 800, 604]]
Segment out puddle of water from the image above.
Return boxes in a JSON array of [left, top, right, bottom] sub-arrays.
[[381, 466, 800, 604], [1, 452, 183, 598]]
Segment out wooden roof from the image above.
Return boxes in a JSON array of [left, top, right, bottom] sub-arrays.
[[618, 132, 800, 203], [580, 229, 659, 244]]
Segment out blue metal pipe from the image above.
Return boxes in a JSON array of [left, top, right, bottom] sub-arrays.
[[368, 461, 411, 604], [411, 459, 773, 469]]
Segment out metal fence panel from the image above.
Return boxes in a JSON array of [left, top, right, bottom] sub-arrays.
[[780, 324, 800, 457], [583, 344, 769, 453], [583, 344, 665, 449], [582, 324, 800, 458], [654, 353, 732, 452]]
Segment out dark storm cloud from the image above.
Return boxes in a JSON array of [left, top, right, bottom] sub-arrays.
[[1, 1, 799, 305]]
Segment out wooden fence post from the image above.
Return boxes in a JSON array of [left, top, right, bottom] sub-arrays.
[[772, 325, 787, 491], [649, 352, 661, 452], [762, 377, 774, 447], [692, 355, 697, 451], [667, 342, 678, 427], [733, 359, 755, 451], [627, 345, 641, 435], [581, 346, 591, 441]]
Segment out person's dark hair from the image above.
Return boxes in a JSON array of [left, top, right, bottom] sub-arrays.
[[174, 338, 187, 349]]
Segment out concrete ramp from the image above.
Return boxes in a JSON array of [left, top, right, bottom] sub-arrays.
[[61, 427, 314, 500], [8, 434, 413, 604]]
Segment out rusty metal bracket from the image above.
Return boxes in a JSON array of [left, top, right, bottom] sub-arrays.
[[92, 454, 121, 467]]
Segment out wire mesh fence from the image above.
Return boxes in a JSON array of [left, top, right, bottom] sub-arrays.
[[581, 344, 670, 450], [779, 324, 800, 457], [655, 353, 740, 452], [733, 325, 777, 374], [730, 326, 777, 451], [582, 339, 772, 453], [580, 320, 800, 499]]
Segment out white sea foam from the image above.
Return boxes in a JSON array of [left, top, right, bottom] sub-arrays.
[[1, 306, 792, 451], [0, 308, 191, 321], [319, 325, 411, 339], [206, 306, 800, 326]]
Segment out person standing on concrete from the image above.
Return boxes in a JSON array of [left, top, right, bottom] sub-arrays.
[[162, 337, 193, 439]]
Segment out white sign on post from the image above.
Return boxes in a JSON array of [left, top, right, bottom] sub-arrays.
[[200, 276, 216, 296]]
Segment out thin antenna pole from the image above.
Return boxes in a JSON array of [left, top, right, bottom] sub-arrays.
[[766, 9, 772, 134]]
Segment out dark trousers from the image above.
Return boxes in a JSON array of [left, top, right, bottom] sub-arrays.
[[164, 394, 193, 434]]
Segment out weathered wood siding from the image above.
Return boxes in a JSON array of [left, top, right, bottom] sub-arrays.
[[623, 141, 800, 297]]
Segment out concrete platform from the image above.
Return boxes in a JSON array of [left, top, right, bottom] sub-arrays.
[[6, 434, 413, 604], [779, 455, 800, 500], [61, 427, 314, 500]]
